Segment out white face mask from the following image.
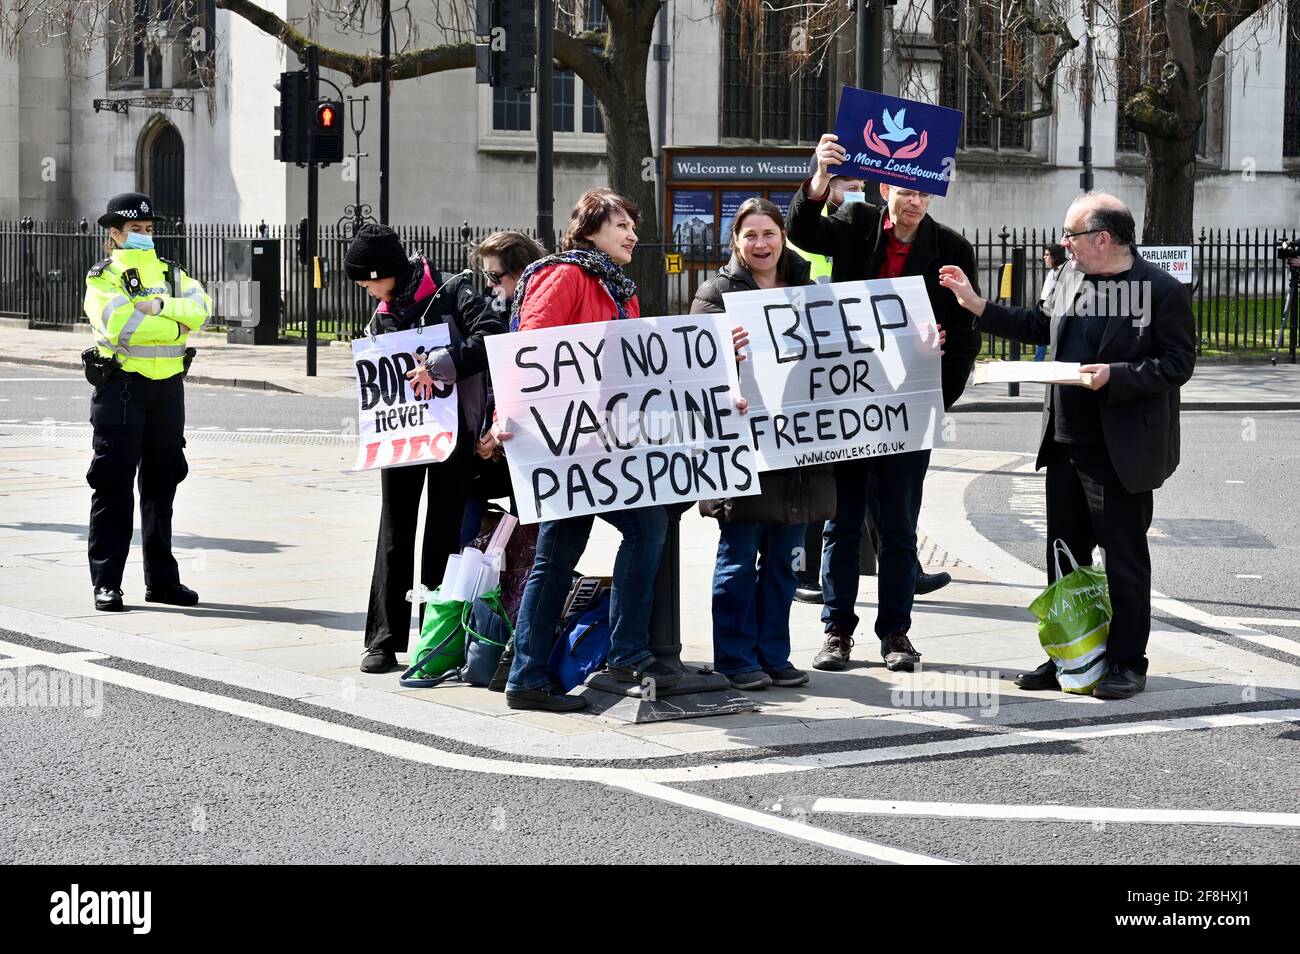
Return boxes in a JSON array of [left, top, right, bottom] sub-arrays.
[[839, 192, 866, 205]]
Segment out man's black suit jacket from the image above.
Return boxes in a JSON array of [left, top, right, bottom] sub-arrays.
[[976, 254, 1196, 494]]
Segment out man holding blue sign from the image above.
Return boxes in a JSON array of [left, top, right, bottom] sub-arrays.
[[787, 109, 982, 674]]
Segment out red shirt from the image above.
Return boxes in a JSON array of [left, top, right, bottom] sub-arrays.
[[878, 214, 914, 279]]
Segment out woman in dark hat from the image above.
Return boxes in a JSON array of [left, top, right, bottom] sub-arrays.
[[83, 192, 211, 612], [345, 224, 507, 674]]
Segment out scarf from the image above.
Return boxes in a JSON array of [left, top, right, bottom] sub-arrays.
[[383, 254, 430, 317], [509, 248, 637, 332]]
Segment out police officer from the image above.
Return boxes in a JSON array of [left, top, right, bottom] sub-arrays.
[[84, 193, 211, 612]]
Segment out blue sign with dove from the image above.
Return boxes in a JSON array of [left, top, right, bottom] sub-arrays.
[[827, 86, 965, 197]]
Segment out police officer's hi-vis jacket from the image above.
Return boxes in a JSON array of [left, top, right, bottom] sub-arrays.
[[84, 247, 212, 380]]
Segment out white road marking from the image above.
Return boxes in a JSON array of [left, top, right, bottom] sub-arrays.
[[612, 779, 954, 864], [644, 708, 1300, 783], [1227, 617, 1300, 628], [808, 798, 1300, 828], [0, 637, 945, 861], [4, 633, 1296, 860], [0, 378, 80, 383], [1236, 574, 1263, 580], [4, 637, 1297, 787], [0, 652, 108, 669], [1225, 480, 1245, 484]]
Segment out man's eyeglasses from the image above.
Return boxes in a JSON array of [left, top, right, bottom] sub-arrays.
[[482, 269, 505, 285], [1061, 228, 1103, 241], [893, 189, 931, 201]]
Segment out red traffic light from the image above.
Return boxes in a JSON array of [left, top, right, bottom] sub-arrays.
[[315, 102, 337, 128]]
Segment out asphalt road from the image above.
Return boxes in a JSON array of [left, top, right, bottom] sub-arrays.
[[2, 366, 1297, 865], [963, 409, 1300, 646], [0, 367, 354, 434]]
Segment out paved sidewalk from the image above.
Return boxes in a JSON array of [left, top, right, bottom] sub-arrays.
[[0, 324, 355, 397], [1, 323, 1298, 406], [2, 421, 1297, 763]]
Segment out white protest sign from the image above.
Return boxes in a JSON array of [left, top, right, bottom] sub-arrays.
[[486, 314, 760, 524], [1139, 245, 1193, 284], [722, 275, 944, 470], [350, 325, 459, 471]]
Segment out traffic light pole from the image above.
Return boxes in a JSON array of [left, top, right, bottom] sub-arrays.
[[536, 0, 554, 249], [380, 0, 391, 224], [855, 0, 883, 92], [306, 45, 319, 377]]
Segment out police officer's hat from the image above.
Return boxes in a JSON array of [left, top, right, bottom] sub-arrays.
[[97, 192, 157, 229]]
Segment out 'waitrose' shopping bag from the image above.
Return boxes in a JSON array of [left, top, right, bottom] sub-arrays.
[[1028, 540, 1112, 694]]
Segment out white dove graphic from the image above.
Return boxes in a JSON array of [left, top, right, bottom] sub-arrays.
[[879, 108, 916, 143]]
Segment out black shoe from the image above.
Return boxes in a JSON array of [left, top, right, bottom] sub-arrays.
[[93, 587, 125, 612], [360, 648, 399, 674], [144, 583, 199, 607], [1015, 659, 1060, 691], [727, 670, 773, 691], [812, 629, 854, 671], [1093, 663, 1147, 700], [767, 666, 810, 688], [914, 570, 951, 596], [506, 687, 590, 712], [880, 631, 921, 672], [606, 658, 682, 690], [793, 586, 824, 605]]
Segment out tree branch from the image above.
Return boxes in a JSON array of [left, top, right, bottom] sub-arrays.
[[218, 0, 610, 89]]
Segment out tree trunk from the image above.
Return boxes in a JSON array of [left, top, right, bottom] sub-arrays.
[[1141, 133, 1197, 245], [601, 21, 664, 317]]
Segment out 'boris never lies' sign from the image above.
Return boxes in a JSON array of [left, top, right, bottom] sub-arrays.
[[828, 86, 964, 197], [486, 315, 760, 524], [350, 326, 459, 471]]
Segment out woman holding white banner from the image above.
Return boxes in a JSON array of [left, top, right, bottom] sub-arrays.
[[691, 197, 835, 690], [346, 225, 507, 674], [494, 189, 678, 712]]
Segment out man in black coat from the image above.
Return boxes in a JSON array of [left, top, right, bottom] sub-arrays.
[[786, 132, 983, 674], [940, 192, 1196, 699]]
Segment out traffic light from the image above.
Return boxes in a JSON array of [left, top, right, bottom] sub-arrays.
[[273, 70, 309, 163], [310, 99, 344, 165], [474, 0, 537, 92]]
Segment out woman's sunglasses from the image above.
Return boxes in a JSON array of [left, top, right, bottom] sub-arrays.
[[482, 269, 505, 286]]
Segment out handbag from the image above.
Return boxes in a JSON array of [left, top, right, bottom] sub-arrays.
[[547, 589, 612, 693]]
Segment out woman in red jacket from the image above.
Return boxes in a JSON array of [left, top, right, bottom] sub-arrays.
[[498, 189, 677, 712]]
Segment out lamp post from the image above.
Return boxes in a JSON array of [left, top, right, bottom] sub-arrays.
[[1079, 0, 1095, 193]]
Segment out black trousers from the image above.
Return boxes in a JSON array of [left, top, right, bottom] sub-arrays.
[[795, 519, 883, 587], [365, 452, 472, 653], [1045, 441, 1155, 673], [86, 373, 188, 590]]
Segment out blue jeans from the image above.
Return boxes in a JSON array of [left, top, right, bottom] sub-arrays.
[[821, 449, 930, 638], [506, 506, 668, 692], [712, 521, 805, 676], [1033, 345, 1048, 361]]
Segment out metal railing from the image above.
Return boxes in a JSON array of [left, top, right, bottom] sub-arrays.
[[3, 219, 1296, 354]]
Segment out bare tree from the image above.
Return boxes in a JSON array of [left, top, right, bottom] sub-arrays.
[[1, 0, 673, 310], [764, 0, 1284, 242]]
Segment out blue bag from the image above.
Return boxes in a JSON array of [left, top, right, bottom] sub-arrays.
[[547, 591, 612, 693]]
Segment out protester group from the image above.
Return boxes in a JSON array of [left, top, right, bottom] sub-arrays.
[[83, 125, 1197, 714]]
